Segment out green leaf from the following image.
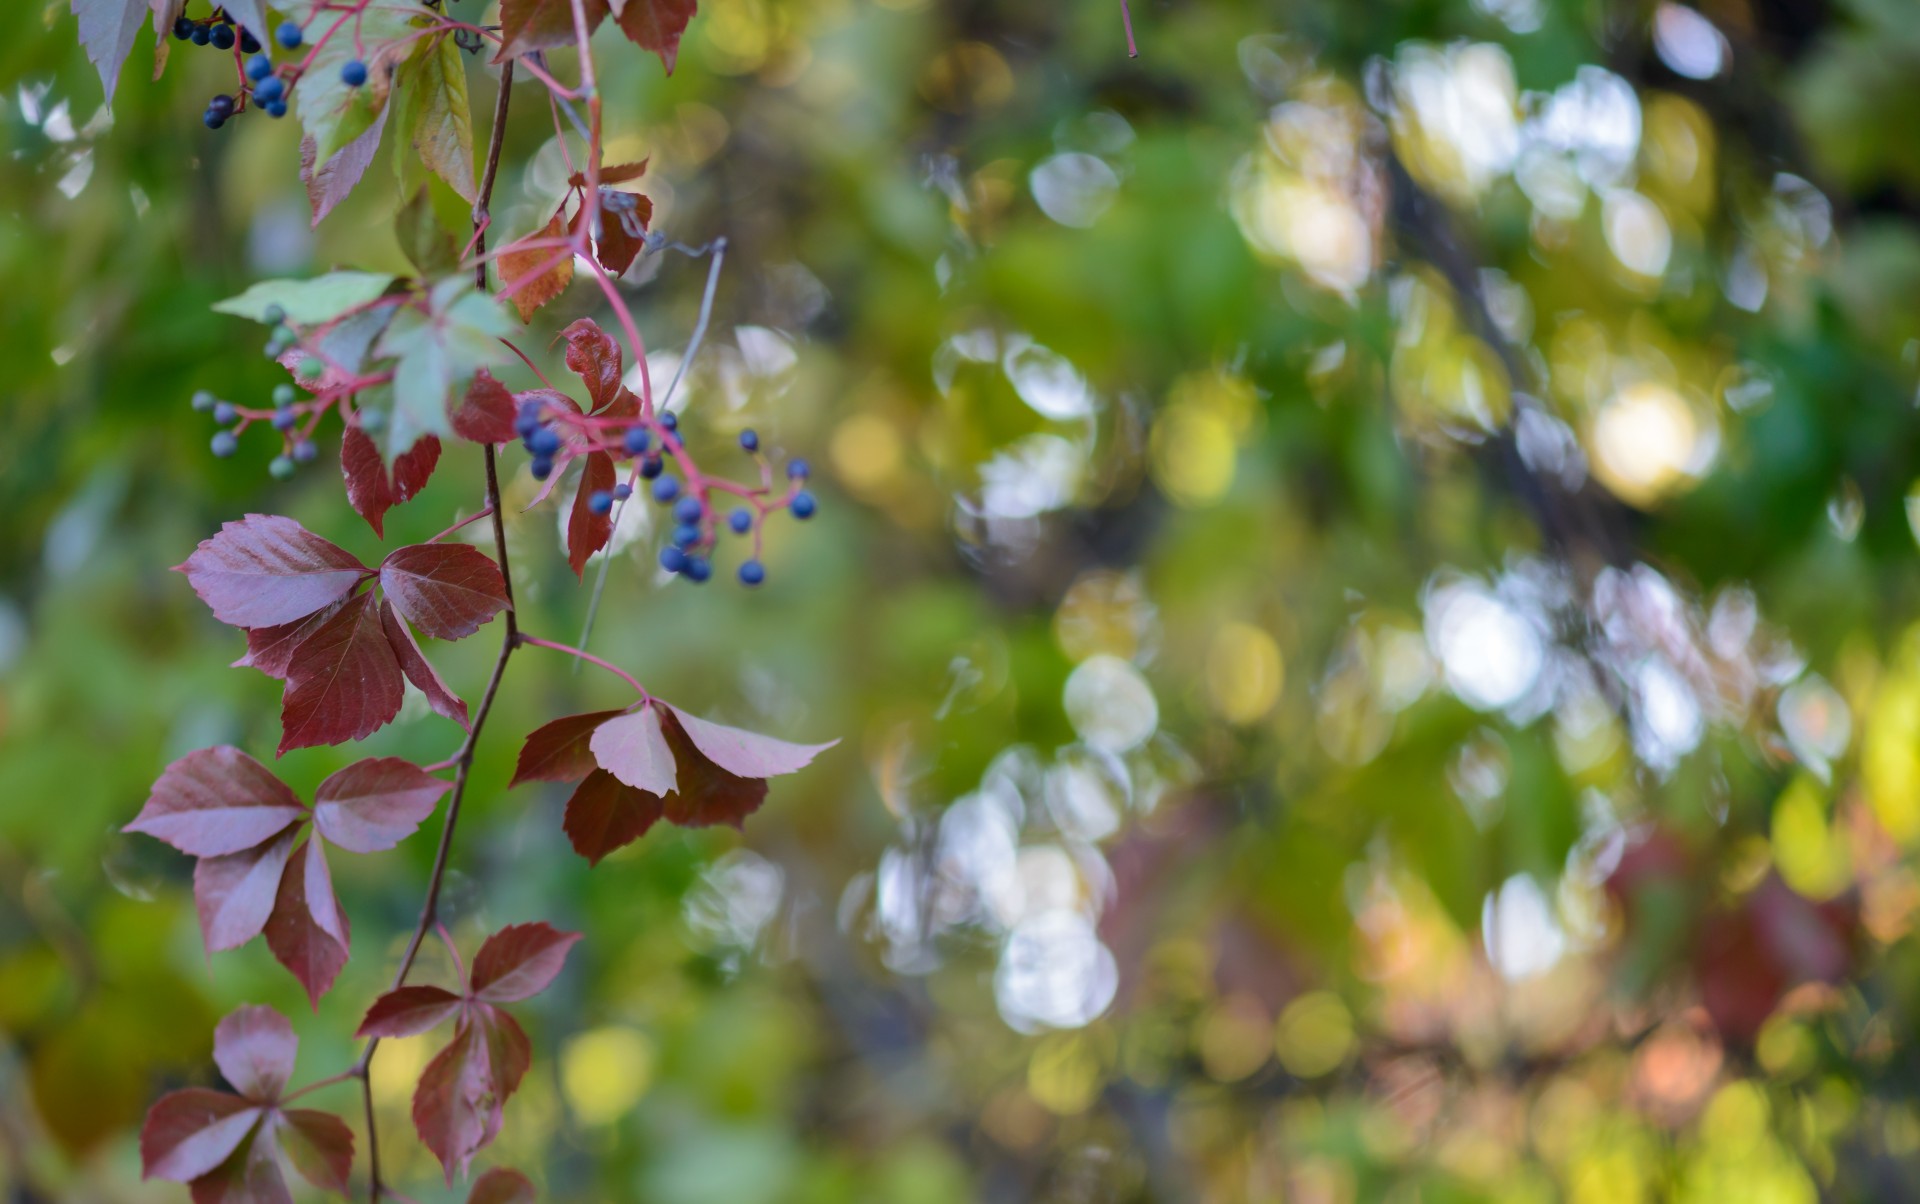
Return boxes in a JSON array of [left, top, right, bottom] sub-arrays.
[[213, 273, 397, 325], [70, 0, 147, 105], [373, 280, 513, 459], [390, 33, 476, 204], [396, 187, 461, 278]]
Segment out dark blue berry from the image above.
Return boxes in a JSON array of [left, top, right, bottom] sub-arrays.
[[530, 457, 554, 480], [341, 59, 368, 87], [624, 426, 650, 456], [528, 427, 561, 457], [659, 545, 688, 574], [209, 94, 235, 119], [265, 99, 288, 118], [729, 508, 752, 534], [202, 110, 226, 130], [254, 76, 285, 104], [174, 17, 196, 40], [211, 430, 239, 458], [683, 557, 712, 583], [269, 454, 296, 481], [292, 439, 319, 463], [672, 524, 700, 548], [212, 401, 237, 426], [239, 29, 261, 54], [588, 490, 614, 515], [247, 54, 274, 81], [791, 490, 817, 519], [739, 429, 759, 452], [787, 457, 810, 480], [272, 410, 297, 431], [612, 483, 633, 501], [276, 21, 303, 49], [660, 412, 678, 432], [190, 25, 211, 45], [652, 475, 680, 503], [191, 389, 216, 412], [739, 560, 766, 586], [210, 23, 235, 49], [673, 495, 703, 525], [639, 454, 664, 479]]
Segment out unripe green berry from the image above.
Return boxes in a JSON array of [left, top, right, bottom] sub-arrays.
[[269, 455, 297, 481], [273, 383, 297, 408]]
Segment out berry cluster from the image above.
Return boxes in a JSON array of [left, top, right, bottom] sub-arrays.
[[184, 14, 365, 131], [171, 8, 260, 54], [193, 304, 318, 475]]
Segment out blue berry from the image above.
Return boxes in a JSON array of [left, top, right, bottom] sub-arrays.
[[292, 439, 319, 463], [239, 29, 261, 54], [787, 457, 810, 480], [254, 76, 285, 104], [638, 454, 664, 479], [269, 454, 296, 481], [660, 412, 678, 432], [739, 428, 759, 452], [739, 560, 766, 586], [341, 59, 368, 87], [272, 410, 298, 432], [203, 110, 226, 130], [209, 94, 235, 119], [212, 401, 237, 426], [651, 475, 680, 503], [612, 483, 633, 501], [276, 21, 303, 49], [588, 490, 614, 515], [683, 557, 711, 583], [265, 99, 288, 119], [624, 426, 650, 456], [729, 508, 752, 534], [514, 410, 541, 439], [527, 427, 561, 457], [210, 23, 235, 49], [791, 490, 817, 519], [673, 495, 703, 525], [659, 545, 688, 574], [191, 389, 216, 412], [211, 431, 239, 458], [672, 524, 700, 548], [174, 17, 196, 40], [247, 54, 274, 81], [190, 25, 211, 45], [530, 457, 554, 481]]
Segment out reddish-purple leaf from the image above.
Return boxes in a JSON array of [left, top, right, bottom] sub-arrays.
[[665, 706, 837, 778], [593, 191, 653, 277], [588, 704, 676, 795], [380, 543, 510, 640], [280, 593, 407, 754], [275, 1109, 354, 1194], [495, 0, 608, 60], [566, 452, 617, 578], [474, 1004, 531, 1103], [342, 423, 443, 538], [469, 1167, 537, 1204], [311, 756, 450, 853], [127, 746, 308, 858], [140, 1090, 262, 1183], [194, 828, 299, 954], [381, 600, 471, 729], [454, 371, 519, 444], [657, 710, 767, 830], [613, 0, 698, 73], [233, 601, 346, 681], [265, 840, 351, 1009], [560, 318, 623, 412], [187, 1127, 290, 1204], [356, 985, 465, 1038], [176, 514, 368, 629], [301, 105, 390, 227], [562, 770, 664, 865], [411, 1023, 495, 1184], [570, 159, 651, 189], [212, 1006, 297, 1102], [510, 710, 625, 786], [469, 922, 581, 1003]]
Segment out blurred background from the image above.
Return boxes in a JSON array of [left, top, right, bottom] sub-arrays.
[[7, 0, 1920, 1199]]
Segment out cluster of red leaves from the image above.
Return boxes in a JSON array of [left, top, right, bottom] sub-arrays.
[[499, 160, 654, 317], [497, 0, 698, 72], [357, 923, 579, 1181], [126, 749, 450, 1006], [512, 701, 834, 865], [176, 515, 510, 751]]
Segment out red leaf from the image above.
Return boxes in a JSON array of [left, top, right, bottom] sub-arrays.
[[342, 423, 443, 538], [275, 1109, 355, 1194], [265, 839, 351, 1009], [475, 1004, 531, 1102], [588, 704, 676, 795], [234, 601, 346, 681], [566, 452, 617, 577], [311, 757, 450, 853], [614, 0, 698, 72], [498, 210, 574, 323], [469, 1167, 537, 1204], [176, 514, 368, 629], [562, 770, 663, 866], [280, 593, 407, 753], [213, 1005, 297, 1102], [380, 544, 511, 640], [510, 710, 625, 786], [665, 706, 837, 778], [657, 710, 766, 829], [411, 1023, 495, 1184], [127, 746, 308, 857], [187, 1128, 289, 1204], [469, 922, 581, 1003], [454, 371, 519, 444], [140, 1090, 262, 1183], [195, 828, 299, 953], [381, 600, 471, 729], [560, 318, 623, 411], [356, 985, 465, 1038], [495, 0, 609, 60], [301, 105, 390, 226], [571, 159, 650, 188]]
